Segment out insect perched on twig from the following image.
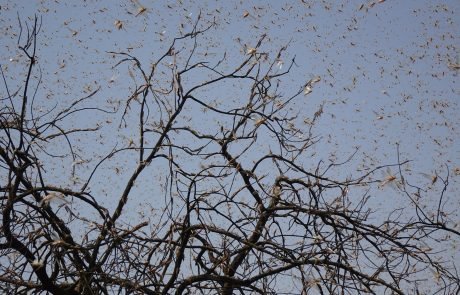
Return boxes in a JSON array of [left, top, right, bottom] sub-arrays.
[[40, 193, 70, 207]]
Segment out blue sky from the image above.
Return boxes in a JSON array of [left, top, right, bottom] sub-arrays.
[[1, 1, 459, 292], [1, 0, 458, 225]]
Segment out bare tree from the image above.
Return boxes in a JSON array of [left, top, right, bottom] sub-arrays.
[[1, 15, 459, 295]]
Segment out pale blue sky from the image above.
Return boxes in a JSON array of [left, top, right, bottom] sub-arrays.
[[1, 1, 459, 292], [1, 0, 458, 221]]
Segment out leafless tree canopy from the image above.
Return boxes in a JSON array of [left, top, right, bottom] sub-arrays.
[[1, 16, 459, 295]]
